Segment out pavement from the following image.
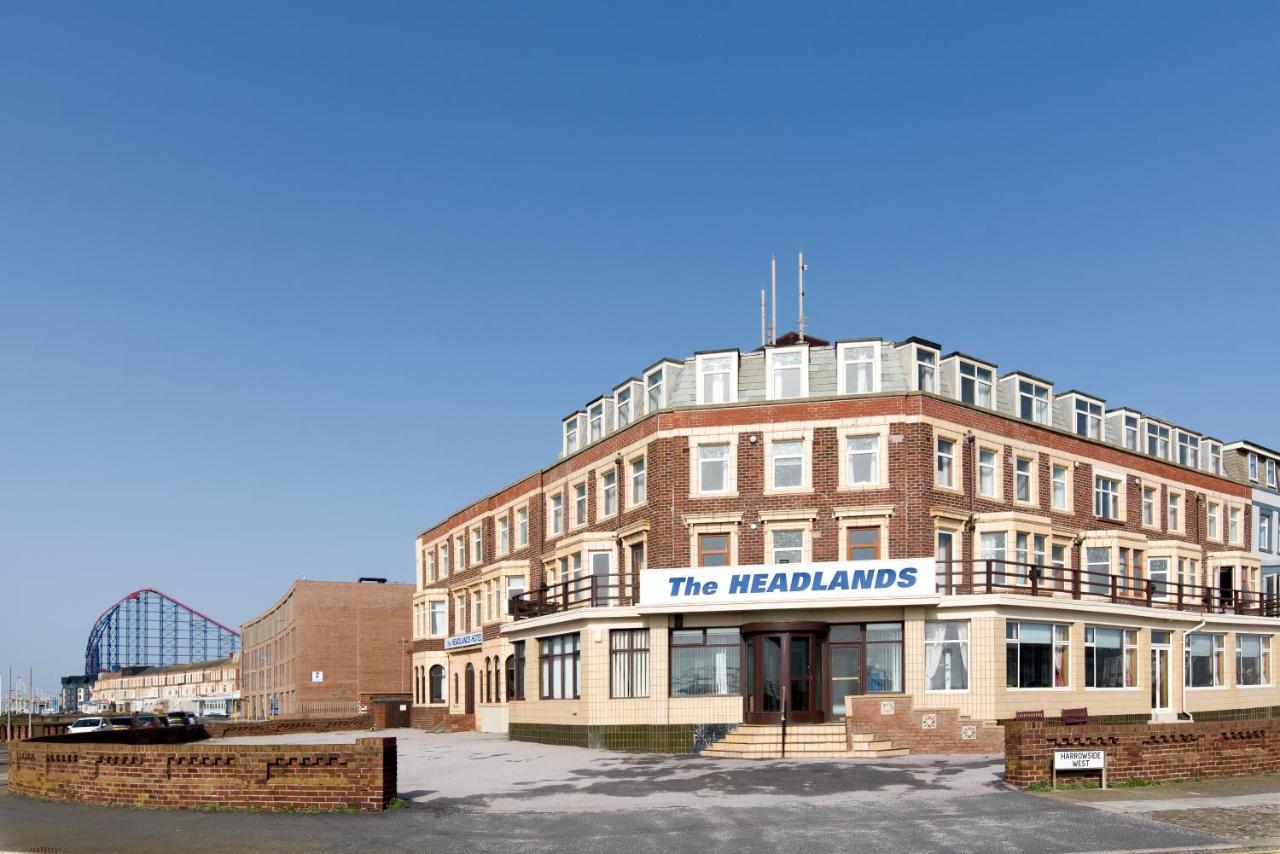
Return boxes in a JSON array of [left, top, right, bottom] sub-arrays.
[[0, 729, 1252, 853]]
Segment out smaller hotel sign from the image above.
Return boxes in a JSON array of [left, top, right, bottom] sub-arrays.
[[445, 631, 483, 650], [640, 558, 936, 607]]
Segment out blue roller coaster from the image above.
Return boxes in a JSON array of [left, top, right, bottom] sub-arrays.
[[84, 588, 240, 677]]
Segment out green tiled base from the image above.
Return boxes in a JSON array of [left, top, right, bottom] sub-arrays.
[[509, 722, 714, 753]]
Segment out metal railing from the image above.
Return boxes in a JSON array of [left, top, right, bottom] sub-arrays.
[[510, 560, 1280, 620]]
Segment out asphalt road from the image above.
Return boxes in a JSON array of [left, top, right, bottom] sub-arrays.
[[0, 731, 1233, 854]]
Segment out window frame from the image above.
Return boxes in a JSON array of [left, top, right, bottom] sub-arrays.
[[1185, 632, 1226, 689], [1017, 379, 1051, 425], [977, 445, 1001, 499], [610, 628, 651, 699], [1094, 474, 1122, 521], [924, 620, 971, 692], [696, 441, 734, 495], [599, 469, 618, 518], [695, 351, 739, 405], [1014, 455, 1036, 506], [1083, 625, 1138, 689], [765, 344, 810, 400], [548, 493, 564, 536], [768, 435, 808, 493], [1177, 431, 1201, 469], [1005, 621, 1071, 689], [516, 506, 529, 548], [669, 628, 742, 697], [538, 633, 581, 700], [697, 532, 732, 567], [1074, 397, 1103, 440], [629, 455, 647, 506], [957, 358, 996, 409], [1050, 461, 1071, 512], [836, 340, 881, 396], [1236, 634, 1271, 688], [935, 434, 959, 491]]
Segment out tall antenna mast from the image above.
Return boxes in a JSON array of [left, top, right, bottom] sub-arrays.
[[798, 250, 808, 342], [760, 289, 766, 347], [770, 255, 777, 345]]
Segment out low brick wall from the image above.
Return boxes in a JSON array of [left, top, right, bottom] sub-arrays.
[[9, 736, 396, 812], [1005, 718, 1280, 788], [411, 707, 475, 732], [0, 717, 77, 742], [845, 695, 1004, 754], [202, 716, 372, 738]]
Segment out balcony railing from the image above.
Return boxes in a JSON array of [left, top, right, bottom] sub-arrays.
[[510, 560, 1280, 621]]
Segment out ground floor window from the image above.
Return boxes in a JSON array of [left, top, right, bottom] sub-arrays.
[[924, 621, 969, 690], [610, 629, 650, 698], [429, 665, 445, 703], [508, 642, 525, 700], [1084, 626, 1137, 688], [671, 628, 741, 696], [1237, 634, 1271, 686], [1006, 621, 1069, 688], [540, 633, 581, 699], [865, 623, 903, 692], [1186, 632, 1225, 688]]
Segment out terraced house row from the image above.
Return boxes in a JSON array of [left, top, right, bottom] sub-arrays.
[[409, 331, 1280, 754]]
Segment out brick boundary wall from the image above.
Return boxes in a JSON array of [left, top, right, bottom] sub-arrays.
[[845, 695, 1004, 754], [1004, 718, 1280, 788], [202, 716, 373, 738], [411, 708, 475, 731], [8, 736, 396, 812]]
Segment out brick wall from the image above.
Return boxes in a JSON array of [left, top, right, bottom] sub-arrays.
[[411, 707, 474, 731], [845, 694, 1004, 754], [202, 715, 371, 738], [1005, 718, 1280, 787], [9, 736, 397, 812]]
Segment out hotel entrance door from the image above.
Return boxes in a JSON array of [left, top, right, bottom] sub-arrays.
[[743, 623, 825, 724]]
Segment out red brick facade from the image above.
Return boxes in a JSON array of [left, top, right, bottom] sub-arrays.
[[1005, 718, 1280, 788], [418, 393, 1251, 614], [845, 694, 1004, 754], [10, 736, 397, 812]]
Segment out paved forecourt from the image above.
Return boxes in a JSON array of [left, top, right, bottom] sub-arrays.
[[0, 729, 1234, 853]]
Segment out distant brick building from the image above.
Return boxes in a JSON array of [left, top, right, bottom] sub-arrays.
[[241, 579, 413, 719], [90, 655, 239, 716]]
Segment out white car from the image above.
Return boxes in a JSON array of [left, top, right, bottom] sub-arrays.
[[67, 717, 112, 734]]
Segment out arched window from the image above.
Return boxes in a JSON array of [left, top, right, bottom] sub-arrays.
[[452, 671, 458, 705], [505, 655, 516, 702], [483, 657, 490, 703], [430, 665, 445, 704]]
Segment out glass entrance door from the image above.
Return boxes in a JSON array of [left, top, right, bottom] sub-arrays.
[[744, 631, 823, 724], [1151, 636, 1171, 713]]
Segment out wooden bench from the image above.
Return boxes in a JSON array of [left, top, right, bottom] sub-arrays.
[[1061, 707, 1089, 725], [1014, 710, 1044, 721]]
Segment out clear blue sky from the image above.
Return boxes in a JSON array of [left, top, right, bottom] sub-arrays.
[[2, 2, 1277, 697]]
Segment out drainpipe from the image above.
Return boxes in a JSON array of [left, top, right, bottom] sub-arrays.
[[1179, 617, 1207, 723]]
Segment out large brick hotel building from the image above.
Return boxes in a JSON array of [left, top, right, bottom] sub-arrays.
[[410, 332, 1279, 752]]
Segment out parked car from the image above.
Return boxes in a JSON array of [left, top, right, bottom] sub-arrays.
[[165, 712, 198, 727], [107, 716, 137, 731], [67, 717, 112, 734], [134, 714, 168, 728]]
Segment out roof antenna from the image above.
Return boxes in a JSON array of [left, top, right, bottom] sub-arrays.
[[759, 288, 767, 347], [770, 255, 777, 345], [798, 250, 808, 342]]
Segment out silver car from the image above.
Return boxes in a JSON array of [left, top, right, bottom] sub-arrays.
[[67, 717, 112, 734]]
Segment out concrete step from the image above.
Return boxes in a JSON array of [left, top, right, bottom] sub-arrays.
[[719, 732, 847, 745]]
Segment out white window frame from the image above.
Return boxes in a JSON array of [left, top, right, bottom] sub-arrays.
[[572, 481, 588, 528], [1205, 441, 1222, 475], [1141, 486, 1158, 529], [1075, 398, 1103, 440], [600, 469, 618, 518], [836, 341, 880, 396], [472, 526, 483, 565], [1050, 462, 1070, 512], [767, 435, 809, 493], [924, 620, 970, 692], [695, 441, 735, 496], [614, 385, 634, 428], [765, 345, 810, 400], [1236, 634, 1271, 687], [1167, 488, 1183, 534], [1084, 625, 1138, 689], [1269, 459, 1278, 488], [1177, 432, 1200, 469], [1260, 509, 1272, 553], [695, 351, 738, 405], [769, 527, 807, 565], [1146, 422, 1171, 460], [645, 368, 665, 415], [629, 455, 647, 506], [1094, 474, 1122, 521], [911, 344, 939, 393], [1185, 632, 1226, 689], [840, 428, 888, 491], [428, 601, 446, 637], [935, 433, 959, 491], [1249, 453, 1260, 482], [1229, 504, 1243, 545], [548, 494, 564, 536], [957, 359, 995, 409], [497, 516, 509, 556], [563, 415, 583, 456], [977, 446, 1000, 499], [1018, 380, 1051, 425], [1123, 414, 1140, 451], [588, 401, 606, 444], [516, 506, 529, 547], [1207, 501, 1221, 542], [1014, 455, 1036, 505]]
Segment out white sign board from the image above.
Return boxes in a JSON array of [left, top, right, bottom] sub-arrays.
[[311, 671, 324, 683], [640, 559, 936, 607], [1054, 750, 1104, 770], [445, 631, 483, 650]]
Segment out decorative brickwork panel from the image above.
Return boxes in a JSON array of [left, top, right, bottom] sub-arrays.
[[1005, 718, 1280, 788], [846, 694, 1004, 754], [9, 737, 396, 812]]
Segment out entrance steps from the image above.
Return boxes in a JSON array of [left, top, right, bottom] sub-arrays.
[[700, 723, 909, 760]]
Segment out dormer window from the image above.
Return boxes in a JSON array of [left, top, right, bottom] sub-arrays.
[[1269, 459, 1277, 488], [1123, 414, 1139, 450], [696, 352, 737, 404], [767, 346, 809, 399], [1205, 442, 1222, 475], [1176, 432, 1199, 469], [1018, 381, 1050, 424], [615, 383, 638, 428], [1075, 399, 1102, 440], [1249, 452, 1259, 481], [916, 348, 937, 393], [562, 413, 585, 456], [646, 371, 663, 413], [588, 401, 606, 443], [1146, 422, 1171, 459], [958, 360, 994, 408], [837, 342, 879, 395]]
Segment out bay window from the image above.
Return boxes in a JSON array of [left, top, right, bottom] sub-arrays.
[[1085, 547, 1111, 596], [1237, 634, 1271, 686], [925, 621, 969, 691], [1185, 632, 1225, 688], [1147, 557, 1170, 599], [1084, 626, 1137, 688], [1006, 622, 1070, 688]]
